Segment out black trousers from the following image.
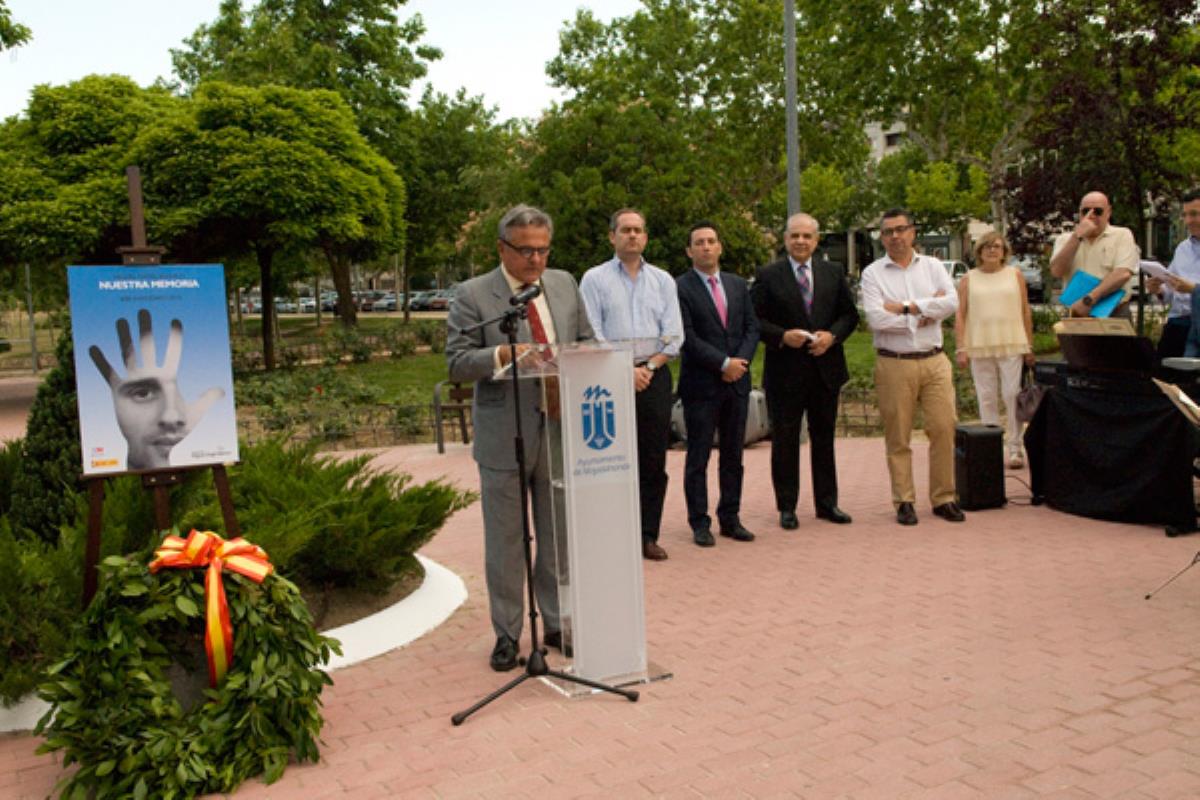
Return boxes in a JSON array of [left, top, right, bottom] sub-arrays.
[[636, 367, 673, 543], [682, 385, 748, 531], [1156, 316, 1190, 360], [767, 379, 841, 514]]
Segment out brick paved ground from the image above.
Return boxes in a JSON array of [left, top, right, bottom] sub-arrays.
[[2, 437, 1199, 799]]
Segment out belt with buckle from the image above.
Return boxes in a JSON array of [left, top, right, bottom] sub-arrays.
[[876, 346, 943, 360]]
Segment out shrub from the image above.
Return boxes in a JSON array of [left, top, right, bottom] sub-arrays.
[[0, 439, 21, 517], [321, 326, 372, 365], [9, 321, 83, 542], [0, 519, 80, 704], [379, 323, 417, 359], [412, 319, 446, 353], [0, 437, 471, 706], [176, 439, 474, 593]]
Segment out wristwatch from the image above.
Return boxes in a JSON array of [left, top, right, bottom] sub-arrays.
[[645, 361, 658, 373], [1081, 295, 1095, 308], [901, 302, 911, 315]]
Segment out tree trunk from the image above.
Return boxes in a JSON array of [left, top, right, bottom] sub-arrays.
[[314, 269, 323, 327], [256, 243, 277, 371], [325, 248, 357, 327]]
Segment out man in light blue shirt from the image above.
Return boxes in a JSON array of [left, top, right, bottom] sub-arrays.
[[1148, 189, 1200, 358], [580, 208, 685, 561]]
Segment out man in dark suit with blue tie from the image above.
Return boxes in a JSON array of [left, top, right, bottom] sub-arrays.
[[676, 221, 760, 546], [752, 212, 859, 530]]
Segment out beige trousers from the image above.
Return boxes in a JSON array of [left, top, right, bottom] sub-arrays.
[[874, 352, 958, 507], [969, 354, 1024, 457]]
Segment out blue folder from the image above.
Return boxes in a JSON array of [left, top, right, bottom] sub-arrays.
[[1058, 270, 1124, 318]]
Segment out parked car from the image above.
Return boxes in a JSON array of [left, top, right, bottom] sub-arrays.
[[320, 292, 338, 312], [374, 293, 399, 312], [299, 297, 317, 313], [239, 298, 263, 314], [1010, 257, 1045, 303], [942, 260, 969, 284], [408, 290, 436, 311], [428, 286, 458, 311], [274, 298, 298, 314]]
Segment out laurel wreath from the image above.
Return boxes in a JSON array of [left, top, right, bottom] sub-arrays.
[[35, 548, 340, 799]]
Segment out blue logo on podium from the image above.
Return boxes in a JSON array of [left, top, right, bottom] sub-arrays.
[[581, 385, 616, 450]]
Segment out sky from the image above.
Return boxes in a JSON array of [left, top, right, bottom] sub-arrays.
[[0, 0, 643, 122]]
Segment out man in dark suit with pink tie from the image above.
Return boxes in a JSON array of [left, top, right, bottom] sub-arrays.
[[676, 221, 760, 546]]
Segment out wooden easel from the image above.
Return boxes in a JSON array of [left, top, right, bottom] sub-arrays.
[[81, 166, 241, 607]]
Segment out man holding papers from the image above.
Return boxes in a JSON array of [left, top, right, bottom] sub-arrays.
[[1049, 191, 1138, 318], [1146, 188, 1200, 358]]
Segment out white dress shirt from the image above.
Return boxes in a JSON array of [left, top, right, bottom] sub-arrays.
[[860, 253, 959, 353]]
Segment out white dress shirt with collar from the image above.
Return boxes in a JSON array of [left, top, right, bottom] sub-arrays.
[[1161, 236, 1200, 320], [860, 252, 959, 353]]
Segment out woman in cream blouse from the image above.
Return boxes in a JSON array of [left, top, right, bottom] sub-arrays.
[[955, 232, 1035, 469]]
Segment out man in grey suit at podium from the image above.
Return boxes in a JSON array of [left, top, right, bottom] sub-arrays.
[[446, 204, 595, 672]]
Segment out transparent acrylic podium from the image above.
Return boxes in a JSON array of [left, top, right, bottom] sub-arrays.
[[495, 338, 673, 695]]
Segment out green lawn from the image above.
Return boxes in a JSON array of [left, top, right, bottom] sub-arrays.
[[338, 353, 451, 402]]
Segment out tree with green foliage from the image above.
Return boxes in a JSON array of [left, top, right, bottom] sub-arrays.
[[1005, 0, 1200, 253], [491, 0, 880, 275], [402, 87, 510, 290], [798, 0, 1047, 230], [172, 0, 440, 317], [171, 0, 438, 160], [134, 82, 405, 367], [0, 0, 30, 52], [0, 76, 177, 268]]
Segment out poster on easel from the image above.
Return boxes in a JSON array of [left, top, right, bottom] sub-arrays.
[[68, 265, 238, 476]]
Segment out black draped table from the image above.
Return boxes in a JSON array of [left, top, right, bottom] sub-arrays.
[[1025, 373, 1198, 532]]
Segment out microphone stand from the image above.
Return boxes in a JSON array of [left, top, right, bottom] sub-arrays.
[[452, 296, 638, 726]]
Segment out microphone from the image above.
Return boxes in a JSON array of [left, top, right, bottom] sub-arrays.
[[510, 284, 542, 306]]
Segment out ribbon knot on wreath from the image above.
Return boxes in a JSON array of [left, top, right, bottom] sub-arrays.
[[150, 529, 274, 687]]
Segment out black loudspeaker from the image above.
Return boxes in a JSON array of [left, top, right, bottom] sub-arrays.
[[955, 424, 1006, 510]]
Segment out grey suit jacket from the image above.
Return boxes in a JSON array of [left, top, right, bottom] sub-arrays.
[[446, 266, 595, 470]]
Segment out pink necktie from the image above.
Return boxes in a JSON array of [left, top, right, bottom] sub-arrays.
[[709, 275, 727, 327]]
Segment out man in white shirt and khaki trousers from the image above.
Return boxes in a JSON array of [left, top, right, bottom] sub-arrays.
[[860, 208, 964, 526]]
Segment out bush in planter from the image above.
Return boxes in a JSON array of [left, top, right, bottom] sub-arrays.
[[176, 438, 475, 593], [36, 544, 338, 798], [0, 437, 472, 707]]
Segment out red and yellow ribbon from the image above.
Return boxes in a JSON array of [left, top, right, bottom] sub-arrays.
[[149, 529, 274, 688]]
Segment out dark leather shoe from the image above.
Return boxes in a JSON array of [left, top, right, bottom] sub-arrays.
[[933, 502, 966, 522], [779, 511, 799, 530], [817, 506, 852, 524], [693, 527, 715, 547], [896, 502, 918, 526], [719, 524, 755, 542], [642, 541, 669, 560], [543, 630, 573, 658], [489, 635, 518, 672]]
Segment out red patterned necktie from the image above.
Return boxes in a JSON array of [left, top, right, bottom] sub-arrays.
[[520, 284, 558, 417], [708, 275, 727, 327], [522, 284, 551, 353]]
